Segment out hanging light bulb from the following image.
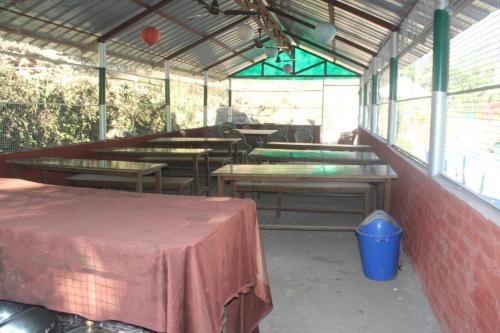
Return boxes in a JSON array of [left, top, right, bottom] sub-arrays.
[[264, 48, 278, 59], [237, 24, 253, 42], [276, 54, 282, 63], [314, 22, 336, 44], [283, 64, 293, 73]]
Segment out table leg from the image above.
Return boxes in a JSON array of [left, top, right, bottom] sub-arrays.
[[155, 169, 162, 194], [41, 169, 48, 183], [193, 157, 199, 195], [216, 176, 224, 196], [205, 153, 210, 196], [230, 181, 237, 197], [229, 143, 234, 164], [376, 183, 384, 209], [10, 165, 19, 178], [135, 174, 144, 193], [383, 179, 392, 212]]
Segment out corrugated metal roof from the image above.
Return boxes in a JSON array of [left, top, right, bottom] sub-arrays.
[[2, 0, 493, 80]]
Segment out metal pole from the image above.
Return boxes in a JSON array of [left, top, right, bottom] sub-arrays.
[[321, 78, 325, 142], [429, 0, 449, 176], [363, 81, 368, 128], [203, 71, 208, 127], [388, 31, 399, 145], [371, 73, 378, 133], [228, 78, 233, 123], [164, 61, 171, 132], [98, 42, 106, 140], [358, 80, 363, 126]]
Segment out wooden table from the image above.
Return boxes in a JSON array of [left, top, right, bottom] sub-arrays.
[[148, 137, 241, 162], [7, 157, 166, 193], [212, 164, 398, 211], [248, 148, 381, 164], [0, 178, 272, 333], [267, 141, 373, 152], [92, 147, 210, 195], [235, 129, 278, 147]]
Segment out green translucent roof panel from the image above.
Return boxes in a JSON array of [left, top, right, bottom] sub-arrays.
[[231, 47, 359, 79]]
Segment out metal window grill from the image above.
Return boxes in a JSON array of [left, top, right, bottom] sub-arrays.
[[444, 4, 500, 208], [396, 0, 434, 163], [377, 67, 390, 140]]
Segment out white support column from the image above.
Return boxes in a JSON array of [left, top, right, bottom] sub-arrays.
[[98, 42, 106, 141], [362, 71, 368, 128], [428, 0, 449, 176], [228, 78, 233, 123], [370, 59, 379, 133], [164, 61, 172, 132], [203, 71, 208, 127], [388, 31, 399, 145]]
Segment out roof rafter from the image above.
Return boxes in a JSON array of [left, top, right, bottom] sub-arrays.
[[266, 6, 376, 56], [202, 37, 271, 72], [98, 0, 176, 42], [234, 0, 293, 50], [321, 0, 399, 31], [129, 0, 256, 65], [284, 31, 367, 69], [165, 16, 249, 60]]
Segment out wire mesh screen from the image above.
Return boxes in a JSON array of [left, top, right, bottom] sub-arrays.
[[377, 67, 390, 140], [0, 103, 99, 153], [170, 80, 204, 130], [207, 80, 229, 126], [396, 30, 433, 163], [444, 5, 500, 208]]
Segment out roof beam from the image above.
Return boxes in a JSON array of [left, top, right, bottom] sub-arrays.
[[322, 0, 398, 31], [130, 0, 255, 65], [202, 37, 271, 72], [234, 0, 293, 50], [266, 6, 376, 56], [284, 31, 367, 69], [165, 16, 248, 60], [97, 0, 175, 42]]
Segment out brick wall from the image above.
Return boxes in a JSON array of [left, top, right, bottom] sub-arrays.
[[0, 127, 207, 182], [358, 129, 500, 333]]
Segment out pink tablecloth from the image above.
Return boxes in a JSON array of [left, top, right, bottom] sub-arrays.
[[0, 178, 272, 333]]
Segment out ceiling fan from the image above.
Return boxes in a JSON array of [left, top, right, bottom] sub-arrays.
[[188, 0, 261, 19]]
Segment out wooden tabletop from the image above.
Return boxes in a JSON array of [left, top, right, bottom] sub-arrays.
[[236, 129, 278, 136], [92, 147, 211, 157], [7, 157, 166, 174], [248, 148, 381, 164], [267, 142, 373, 152], [148, 137, 241, 144], [212, 163, 397, 180]]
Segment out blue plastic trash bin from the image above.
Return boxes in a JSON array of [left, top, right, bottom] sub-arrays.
[[356, 210, 403, 281]]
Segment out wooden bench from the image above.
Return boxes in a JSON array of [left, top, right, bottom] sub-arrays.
[[65, 173, 194, 195], [209, 149, 248, 163], [235, 181, 372, 217], [137, 156, 232, 167]]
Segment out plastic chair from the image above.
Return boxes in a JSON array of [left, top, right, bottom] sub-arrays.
[[268, 133, 289, 142], [338, 129, 358, 144], [294, 127, 313, 143]]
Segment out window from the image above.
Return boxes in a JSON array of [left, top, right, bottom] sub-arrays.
[[377, 67, 390, 140], [394, 0, 434, 163], [445, 7, 500, 208], [171, 78, 204, 130]]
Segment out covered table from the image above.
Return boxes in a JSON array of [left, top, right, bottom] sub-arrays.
[[0, 178, 272, 333]]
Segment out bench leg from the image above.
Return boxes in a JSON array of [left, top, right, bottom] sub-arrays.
[[276, 192, 282, 218], [135, 174, 144, 193], [363, 190, 371, 217], [155, 170, 162, 194]]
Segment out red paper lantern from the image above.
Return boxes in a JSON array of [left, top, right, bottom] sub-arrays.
[[141, 26, 160, 46], [283, 64, 293, 73]]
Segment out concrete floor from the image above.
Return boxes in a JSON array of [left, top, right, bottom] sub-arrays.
[[251, 193, 441, 333]]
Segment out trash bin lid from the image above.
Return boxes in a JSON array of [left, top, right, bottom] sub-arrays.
[[357, 218, 401, 237], [357, 210, 402, 237]]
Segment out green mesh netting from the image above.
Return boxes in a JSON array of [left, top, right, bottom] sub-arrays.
[[232, 47, 358, 80]]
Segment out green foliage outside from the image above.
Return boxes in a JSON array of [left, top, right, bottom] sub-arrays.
[[0, 39, 228, 153]]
